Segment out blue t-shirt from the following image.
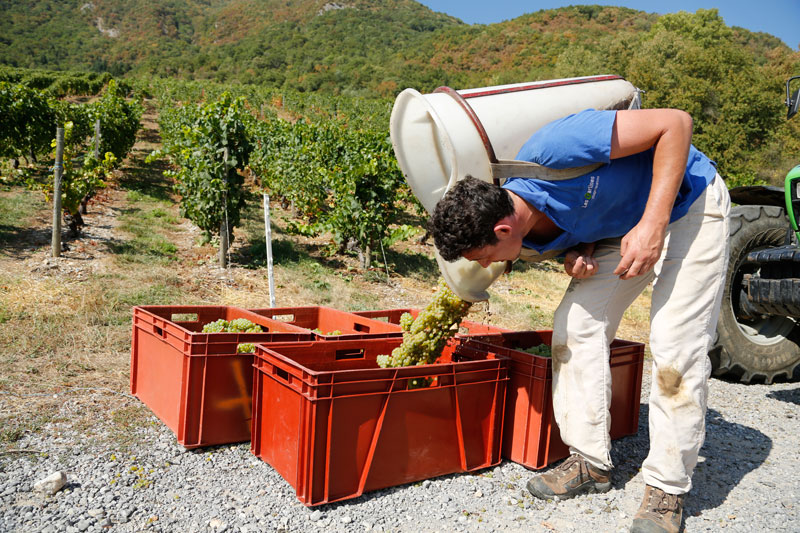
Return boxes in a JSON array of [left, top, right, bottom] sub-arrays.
[[502, 109, 718, 253]]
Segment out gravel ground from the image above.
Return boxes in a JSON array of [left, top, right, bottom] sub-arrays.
[[2, 365, 798, 533]]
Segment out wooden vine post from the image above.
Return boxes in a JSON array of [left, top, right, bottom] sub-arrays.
[[51, 127, 65, 258], [219, 147, 230, 268]]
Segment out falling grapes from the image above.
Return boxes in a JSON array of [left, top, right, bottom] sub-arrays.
[[377, 279, 472, 369], [399, 312, 415, 332]]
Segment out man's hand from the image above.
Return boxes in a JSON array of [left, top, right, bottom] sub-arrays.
[[609, 109, 693, 280], [614, 221, 665, 279], [564, 242, 597, 279]]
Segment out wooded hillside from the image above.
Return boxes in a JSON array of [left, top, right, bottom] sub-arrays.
[[2, 1, 800, 184]]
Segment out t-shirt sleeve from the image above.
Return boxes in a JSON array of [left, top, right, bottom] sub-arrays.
[[515, 109, 617, 169]]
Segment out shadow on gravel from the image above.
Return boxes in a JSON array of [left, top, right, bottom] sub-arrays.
[[609, 405, 770, 515], [766, 387, 800, 405], [689, 408, 771, 514]]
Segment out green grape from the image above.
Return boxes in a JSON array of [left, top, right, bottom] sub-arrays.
[[377, 278, 472, 373], [237, 343, 256, 353]]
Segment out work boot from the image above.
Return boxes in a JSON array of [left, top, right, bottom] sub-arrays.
[[526, 453, 611, 500], [630, 484, 685, 533]]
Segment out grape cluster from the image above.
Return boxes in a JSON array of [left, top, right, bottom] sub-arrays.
[[228, 318, 264, 333], [202, 319, 228, 333], [236, 343, 256, 354], [522, 343, 551, 357], [201, 318, 263, 354], [202, 318, 263, 333], [377, 279, 472, 369]]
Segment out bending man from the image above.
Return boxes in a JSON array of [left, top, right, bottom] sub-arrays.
[[430, 108, 730, 533]]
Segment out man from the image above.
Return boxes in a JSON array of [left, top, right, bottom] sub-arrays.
[[430, 108, 730, 533]]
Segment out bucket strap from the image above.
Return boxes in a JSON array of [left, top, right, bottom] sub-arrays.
[[491, 159, 602, 182], [434, 85, 623, 185]]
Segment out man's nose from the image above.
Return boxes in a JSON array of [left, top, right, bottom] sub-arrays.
[[478, 258, 492, 268]]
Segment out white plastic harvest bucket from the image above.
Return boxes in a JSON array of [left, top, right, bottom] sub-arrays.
[[390, 75, 637, 214], [389, 75, 639, 302]]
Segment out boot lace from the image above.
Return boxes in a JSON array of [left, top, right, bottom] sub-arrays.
[[555, 454, 589, 481], [651, 489, 680, 515]]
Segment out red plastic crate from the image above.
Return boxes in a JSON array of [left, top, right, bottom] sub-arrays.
[[461, 331, 644, 469], [354, 308, 511, 336], [250, 337, 508, 506], [130, 305, 314, 448], [249, 306, 403, 339]]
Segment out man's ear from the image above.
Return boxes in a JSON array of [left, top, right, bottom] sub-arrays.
[[493, 222, 513, 240]]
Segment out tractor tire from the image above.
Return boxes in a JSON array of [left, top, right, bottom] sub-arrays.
[[709, 205, 800, 383]]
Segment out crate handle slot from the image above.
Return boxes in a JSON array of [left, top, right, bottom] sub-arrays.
[[274, 367, 290, 382], [407, 376, 439, 390], [153, 325, 165, 338], [171, 313, 198, 322], [353, 323, 370, 333], [272, 314, 295, 322], [334, 348, 366, 360]]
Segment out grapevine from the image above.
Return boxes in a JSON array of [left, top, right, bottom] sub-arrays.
[[377, 279, 472, 369]]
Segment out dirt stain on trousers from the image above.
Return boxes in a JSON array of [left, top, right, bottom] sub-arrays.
[[657, 366, 683, 398]]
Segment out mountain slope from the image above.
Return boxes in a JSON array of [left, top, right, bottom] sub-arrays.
[[0, 0, 463, 88]]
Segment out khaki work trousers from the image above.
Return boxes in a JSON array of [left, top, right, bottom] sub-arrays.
[[551, 174, 730, 495]]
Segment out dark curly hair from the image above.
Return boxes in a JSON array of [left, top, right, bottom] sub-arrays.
[[429, 176, 515, 262]]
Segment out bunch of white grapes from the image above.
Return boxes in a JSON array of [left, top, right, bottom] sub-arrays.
[[523, 343, 551, 357], [201, 319, 262, 354], [202, 319, 229, 333], [228, 318, 264, 333], [202, 318, 263, 334], [236, 343, 256, 353], [377, 279, 472, 369]]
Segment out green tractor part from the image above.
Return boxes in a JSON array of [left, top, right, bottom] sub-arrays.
[[784, 164, 800, 241]]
